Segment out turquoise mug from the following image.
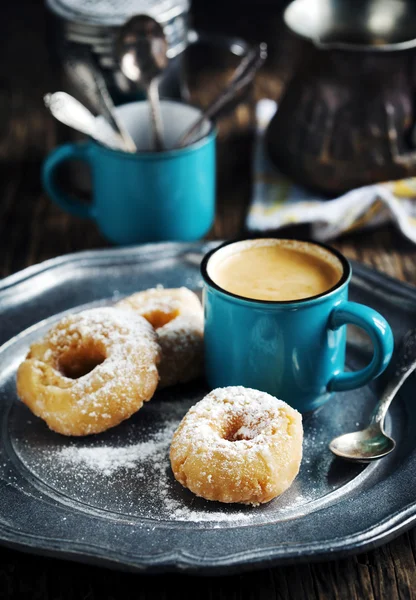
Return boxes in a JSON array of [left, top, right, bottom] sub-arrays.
[[42, 101, 216, 245], [201, 239, 394, 412]]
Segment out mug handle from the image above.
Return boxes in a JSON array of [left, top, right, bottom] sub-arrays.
[[328, 301, 394, 392], [42, 142, 94, 219]]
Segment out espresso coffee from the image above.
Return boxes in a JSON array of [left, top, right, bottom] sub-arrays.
[[208, 239, 343, 301]]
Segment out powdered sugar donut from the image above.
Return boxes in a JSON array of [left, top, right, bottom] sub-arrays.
[[116, 287, 203, 388], [170, 386, 303, 505], [16, 307, 161, 436]]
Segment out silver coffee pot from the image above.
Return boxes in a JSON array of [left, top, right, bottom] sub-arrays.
[[267, 0, 416, 194]]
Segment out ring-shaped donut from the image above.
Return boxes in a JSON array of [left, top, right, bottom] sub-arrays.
[[116, 287, 203, 388], [170, 386, 303, 505], [16, 307, 160, 436]]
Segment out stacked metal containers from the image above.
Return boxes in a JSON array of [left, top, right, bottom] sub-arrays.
[[46, 0, 191, 101]]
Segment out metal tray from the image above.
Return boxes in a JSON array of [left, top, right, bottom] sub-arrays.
[[0, 241, 415, 575]]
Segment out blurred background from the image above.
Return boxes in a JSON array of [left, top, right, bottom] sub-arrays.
[[0, 0, 294, 267], [2, 0, 416, 279]]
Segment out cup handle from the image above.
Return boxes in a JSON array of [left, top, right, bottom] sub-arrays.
[[328, 301, 394, 392], [42, 142, 94, 219]]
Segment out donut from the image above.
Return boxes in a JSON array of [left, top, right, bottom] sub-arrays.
[[16, 307, 161, 436], [170, 386, 303, 505], [116, 287, 203, 388]]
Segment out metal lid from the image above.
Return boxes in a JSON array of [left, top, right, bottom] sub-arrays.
[[46, 0, 190, 26]]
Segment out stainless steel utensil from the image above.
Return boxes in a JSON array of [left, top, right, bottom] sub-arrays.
[[116, 15, 168, 151], [330, 328, 416, 462], [64, 49, 137, 152], [177, 43, 267, 148], [284, 0, 416, 52], [266, 0, 416, 195], [44, 92, 125, 150]]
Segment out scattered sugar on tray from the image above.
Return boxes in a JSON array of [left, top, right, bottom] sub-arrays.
[[58, 421, 177, 476], [16, 385, 313, 523], [48, 414, 255, 522], [156, 463, 254, 523]]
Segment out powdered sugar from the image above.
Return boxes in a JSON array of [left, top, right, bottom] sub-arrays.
[[170, 387, 303, 505], [19, 307, 160, 436], [10, 381, 359, 526], [59, 421, 177, 476], [116, 287, 204, 388], [174, 386, 296, 451], [32, 405, 257, 523], [116, 287, 203, 327], [34, 307, 160, 388], [157, 313, 203, 387]]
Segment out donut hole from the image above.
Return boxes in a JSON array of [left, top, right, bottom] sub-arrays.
[[223, 416, 259, 442], [143, 309, 180, 329], [223, 413, 273, 442], [58, 344, 106, 379]]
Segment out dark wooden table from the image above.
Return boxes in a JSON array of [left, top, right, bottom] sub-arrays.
[[1, 1, 416, 598]]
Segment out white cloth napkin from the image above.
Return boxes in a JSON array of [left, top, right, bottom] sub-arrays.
[[246, 99, 416, 243]]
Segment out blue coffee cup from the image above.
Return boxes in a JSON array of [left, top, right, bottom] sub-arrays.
[[42, 101, 216, 245], [201, 239, 394, 412]]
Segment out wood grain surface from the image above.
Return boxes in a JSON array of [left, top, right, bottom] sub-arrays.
[[1, 1, 416, 598]]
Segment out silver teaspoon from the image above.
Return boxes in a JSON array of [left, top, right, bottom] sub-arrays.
[[64, 49, 137, 152], [329, 328, 416, 462], [44, 92, 125, 151], [116, 15, 168, 151], [177, 43, 267, 148]]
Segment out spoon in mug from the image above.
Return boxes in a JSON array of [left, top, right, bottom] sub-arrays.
[[44, 92, 126, 151], [64, 48, 137, 152], [116, 15, 168, 151], [177, 43, 267, 148], [330, 328, 416, 462]]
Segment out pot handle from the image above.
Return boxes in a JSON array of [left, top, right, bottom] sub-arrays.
[[388, 103, 416, 167]]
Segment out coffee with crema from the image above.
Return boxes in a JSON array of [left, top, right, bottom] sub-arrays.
[[208, 239, 343, 301]]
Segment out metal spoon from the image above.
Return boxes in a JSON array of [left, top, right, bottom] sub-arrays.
[[177, 43, 267, 148], [116, 15, 168, 151], [330, 328, 416, 462], [64, 49, 137, 152], [44, 92, 125, 151]]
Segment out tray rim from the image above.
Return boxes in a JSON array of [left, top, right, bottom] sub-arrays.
[[2, 240, 416, 301], [1, 241, 416, 575], [0, 242, 213, 292]]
